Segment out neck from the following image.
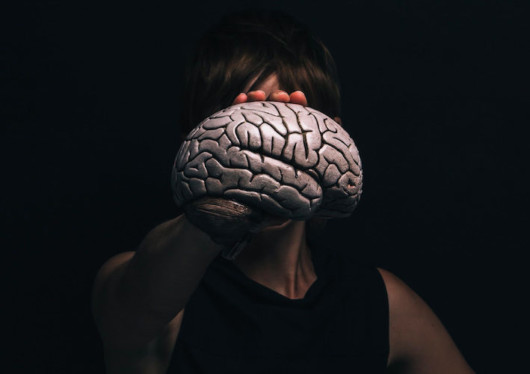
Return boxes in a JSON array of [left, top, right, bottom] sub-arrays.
[[233, 220, 316, 299]]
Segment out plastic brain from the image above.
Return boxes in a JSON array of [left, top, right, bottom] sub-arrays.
[[172, 101, 362, 219]]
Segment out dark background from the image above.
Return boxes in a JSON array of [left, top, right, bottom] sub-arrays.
[[3, 1, 527, 372]]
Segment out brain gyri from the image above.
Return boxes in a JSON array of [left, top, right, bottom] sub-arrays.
[[172, 101, 363, 220]]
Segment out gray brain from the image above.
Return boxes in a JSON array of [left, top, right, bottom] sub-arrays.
[[172, 101, 363, 219]]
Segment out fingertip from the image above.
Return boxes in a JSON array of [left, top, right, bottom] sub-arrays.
[[269, 90, 290, 102], [289, 91, 308, 106], [233, 93, 247, 105], [247, 90, 266, 101]]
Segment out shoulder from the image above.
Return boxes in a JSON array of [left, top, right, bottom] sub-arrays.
[[377, 268, 475, 374], [93, 252, 135, 290], [92, 251, 136, 327], [376, 268, 424, 317], [91, 252, 185, 373]]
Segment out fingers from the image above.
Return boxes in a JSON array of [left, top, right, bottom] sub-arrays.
[[247, 90, 267, 101], [289, 91, 308, 106], [232, 90, 267, 105], [232, 93, 247, 105], [232, 90, 308, 106], [269, 90, 290, 102]]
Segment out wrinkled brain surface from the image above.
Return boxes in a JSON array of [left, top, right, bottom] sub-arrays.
[[172, 101, 363, 219]]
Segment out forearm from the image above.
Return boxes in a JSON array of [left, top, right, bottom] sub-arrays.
[[123, 215, 220, 312]]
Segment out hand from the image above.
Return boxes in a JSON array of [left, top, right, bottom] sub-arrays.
[[232, 90, 343, 124], [232, 89, 308, 106]]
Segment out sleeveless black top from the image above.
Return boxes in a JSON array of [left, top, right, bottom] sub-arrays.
[[167, 247, 389, 373]]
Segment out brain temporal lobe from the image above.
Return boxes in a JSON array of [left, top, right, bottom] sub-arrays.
[[172, 101, 362, 219]]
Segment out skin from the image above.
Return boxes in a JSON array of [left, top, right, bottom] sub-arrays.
[[92, 75, 475, 373]]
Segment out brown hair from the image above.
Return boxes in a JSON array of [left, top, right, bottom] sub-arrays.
[[178, 9, 342, 141]]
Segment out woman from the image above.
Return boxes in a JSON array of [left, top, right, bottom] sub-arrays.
[[92, 10, 474, 373]]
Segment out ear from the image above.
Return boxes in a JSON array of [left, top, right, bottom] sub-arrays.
[[334, 116, 342, 125]]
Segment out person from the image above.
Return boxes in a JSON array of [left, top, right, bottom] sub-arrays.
[[92, 9, 475, 374]]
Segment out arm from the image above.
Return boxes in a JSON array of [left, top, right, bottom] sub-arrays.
[[92, 89, 308, 352], [93, 192, 281, 352], [92, 214, 222, 350], [378, 268, 475, 374]]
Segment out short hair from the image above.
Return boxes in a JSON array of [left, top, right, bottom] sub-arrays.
[[179, 9, 342, 140]]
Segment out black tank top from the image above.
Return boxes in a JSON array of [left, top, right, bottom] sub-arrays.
[[167, 247, 389, 373]]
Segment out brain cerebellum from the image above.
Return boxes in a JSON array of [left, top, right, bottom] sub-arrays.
[[172, 101, 363, 219]]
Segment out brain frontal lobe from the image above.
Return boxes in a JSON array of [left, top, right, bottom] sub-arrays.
[[172, 101, 363, 220]]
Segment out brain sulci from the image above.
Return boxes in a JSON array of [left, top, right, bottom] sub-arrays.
[[171, 101, 363, 220]]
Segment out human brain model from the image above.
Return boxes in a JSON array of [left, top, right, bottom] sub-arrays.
[[172, 101, 362, 220]]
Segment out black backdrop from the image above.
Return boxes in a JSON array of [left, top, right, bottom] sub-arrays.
[[3, 1, 527, 373]]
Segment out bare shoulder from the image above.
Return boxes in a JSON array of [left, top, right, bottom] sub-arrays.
[[91, 251, 135, 329], [377, 268, 475, 374], [92, 252, 184, 373], [93, 252, 135, 292], [377, 268, 427, 318]]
